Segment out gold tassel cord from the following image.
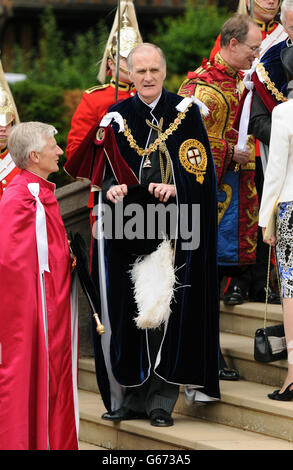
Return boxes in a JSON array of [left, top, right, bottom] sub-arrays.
[[145, 118, 173, 184]]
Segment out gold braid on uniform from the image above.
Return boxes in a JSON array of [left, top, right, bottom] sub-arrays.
[[254, 18, 277, 32], [0, 146, 7, 156]]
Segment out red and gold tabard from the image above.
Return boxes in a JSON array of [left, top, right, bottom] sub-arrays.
[[178, 53, 258, 265], [209, 18, 283, 158], [0, 146, 20, 199]]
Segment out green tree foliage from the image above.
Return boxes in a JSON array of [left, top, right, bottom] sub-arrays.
[[10, 7, 109, 186], [11, 80, 71, 186], [13, 7, 108, 90], [152, 1, 229, 80], [9, 4, 230, 186]]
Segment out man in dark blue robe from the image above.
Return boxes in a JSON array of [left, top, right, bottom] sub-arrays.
[[66, 43, 220, 426]]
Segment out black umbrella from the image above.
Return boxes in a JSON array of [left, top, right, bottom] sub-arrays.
[[69, 232, 104, 335]]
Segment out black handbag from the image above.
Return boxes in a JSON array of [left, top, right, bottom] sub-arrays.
[[254, 323, 287, 362], [254, 245, 287, 363]]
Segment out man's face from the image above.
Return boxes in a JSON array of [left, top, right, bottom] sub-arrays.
[[108, 56, 130, 83], [34, 136, 63, 179], [0, 122, 12, 146], [128, 47, 166, 104], [283, 9, 293, 42], [235, 23, 262, 70], [246, 0, 279, 22]]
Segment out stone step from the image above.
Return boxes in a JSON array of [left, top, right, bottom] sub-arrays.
[[220, 331, 287, 388], [78, 389, 293, 450], [79, 441, 107, 450], [79, 357, 98, 393], [78, 358, 293, 443], [175, 379, 293, 443], [79, 328, 288, 393], [220, 300, 283, 338]]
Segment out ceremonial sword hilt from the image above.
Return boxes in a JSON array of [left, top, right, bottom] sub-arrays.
[[93, 313, 105, 335]]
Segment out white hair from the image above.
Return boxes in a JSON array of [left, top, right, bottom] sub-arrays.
[[8, 121, 57, 170], [281, 0, 293, 24]]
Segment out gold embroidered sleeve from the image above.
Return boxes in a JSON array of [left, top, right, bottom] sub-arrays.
[[241, 134, 256, 171]]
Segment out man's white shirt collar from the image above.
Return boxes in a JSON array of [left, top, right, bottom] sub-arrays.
[[138, 93, 162, 109]]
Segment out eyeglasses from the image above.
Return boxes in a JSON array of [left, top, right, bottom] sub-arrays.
[[242, 42, 261, 55]]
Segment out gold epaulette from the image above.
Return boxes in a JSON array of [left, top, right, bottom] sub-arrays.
[[0, 146, 8, 156], [85, 84, 110, 94]]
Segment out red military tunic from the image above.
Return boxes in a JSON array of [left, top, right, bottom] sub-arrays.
[[66, 79, 136, 265], [66, 79, 136, 209], [0, 146, 20, 199], [66, 79, 136, 163]]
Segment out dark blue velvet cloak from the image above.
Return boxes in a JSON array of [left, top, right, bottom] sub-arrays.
[[261, 39, 289, 101], [91, 89, 220, 411]]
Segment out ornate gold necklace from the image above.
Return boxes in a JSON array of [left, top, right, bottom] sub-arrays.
[[256, 62, 288, 103], [123, 103, 192, 162]]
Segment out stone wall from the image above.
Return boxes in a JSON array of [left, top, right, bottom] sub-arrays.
[[56, 180, 94, 358]]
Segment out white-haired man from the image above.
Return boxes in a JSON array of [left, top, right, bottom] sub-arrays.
[[0, 122, 79, 450], [65, 43, 220, 427]]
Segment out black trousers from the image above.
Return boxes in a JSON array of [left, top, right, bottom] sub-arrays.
[[122, 327, 179, 416]]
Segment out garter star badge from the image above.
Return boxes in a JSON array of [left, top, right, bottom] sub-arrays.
[[179, 139, 207, 184]]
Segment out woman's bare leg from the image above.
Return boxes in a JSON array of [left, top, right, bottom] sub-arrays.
[[280, 298, 293, 392]]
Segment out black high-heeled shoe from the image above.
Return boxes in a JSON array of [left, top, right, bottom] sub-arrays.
[[268, 382, 293, 401]]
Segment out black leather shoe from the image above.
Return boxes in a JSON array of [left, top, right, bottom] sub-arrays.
[[102, 407, 146, 422], [223, 286, 246, 305], [150, 409, 174, 427], [219, 367, 240, 381], [251, 287, 281, 304], [268, 382, 293, 401]]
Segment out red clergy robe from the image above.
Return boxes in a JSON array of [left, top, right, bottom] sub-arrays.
[[0, 170, 79, 450]]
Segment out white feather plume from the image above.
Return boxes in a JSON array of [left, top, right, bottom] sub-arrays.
[[130, 240, 176, 329]]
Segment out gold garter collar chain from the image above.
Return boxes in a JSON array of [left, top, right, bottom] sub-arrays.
[[257, 62, 287, 103], [123, 103, 193, 159]]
